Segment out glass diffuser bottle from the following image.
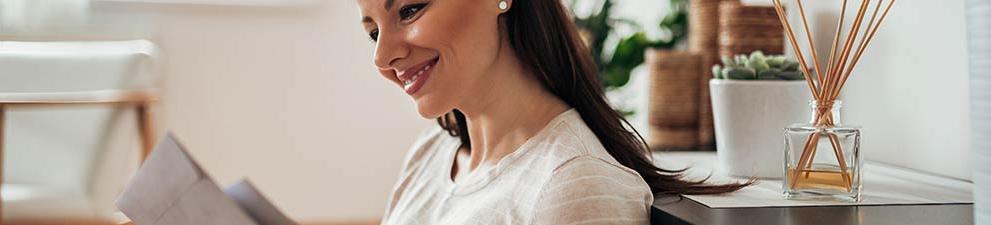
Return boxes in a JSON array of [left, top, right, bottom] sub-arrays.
[[769, 0, 895, 203], [784, 100, 863, 202]]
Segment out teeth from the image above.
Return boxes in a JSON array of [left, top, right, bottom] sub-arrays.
[[402, 60, 434, 90], [404, 74, 418, 89]]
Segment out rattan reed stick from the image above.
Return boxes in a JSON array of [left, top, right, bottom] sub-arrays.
[[794, 0, 825, 83], [806, 0, 864, 187], [827, 133, 852, 189], [772, 0, 820, 98], [823, 1, 864, 101], [825, 0, 848, 86], [829, 0, 883, 97], [777, 0, 850, 187], [824, 0, 870, 100], [774, 0, 823, 188], [832, 0, 896, 99], [775, 0, 895, 190]]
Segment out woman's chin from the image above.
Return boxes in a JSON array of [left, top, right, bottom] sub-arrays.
[[413, 100, 450, 119]]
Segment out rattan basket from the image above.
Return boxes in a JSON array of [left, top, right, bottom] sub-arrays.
[[646, 49, 702, 149]]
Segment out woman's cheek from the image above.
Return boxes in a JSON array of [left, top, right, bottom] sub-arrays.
[[419, 3, 474, 44]]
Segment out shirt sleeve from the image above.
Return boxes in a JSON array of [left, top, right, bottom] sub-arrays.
[[531, 156, 653, 225]]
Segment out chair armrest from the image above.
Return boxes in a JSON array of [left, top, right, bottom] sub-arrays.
[[0, 90, 157, 105]]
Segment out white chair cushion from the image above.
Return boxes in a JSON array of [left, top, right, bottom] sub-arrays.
[[0, 40, 157, 92]]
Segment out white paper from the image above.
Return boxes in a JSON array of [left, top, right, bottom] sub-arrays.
[[225, 180, 296, 225], [116, 133, 296, 225], [652, 152, 974, 208]]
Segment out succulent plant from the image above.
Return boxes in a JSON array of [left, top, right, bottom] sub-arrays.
[[712, 51, 806, 80]]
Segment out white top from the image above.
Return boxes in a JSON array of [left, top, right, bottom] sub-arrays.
[[381, 109, 654, 225]]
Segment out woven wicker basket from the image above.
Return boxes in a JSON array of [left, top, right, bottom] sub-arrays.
[[688, 0, 739, 148], [645, 49, 702, 149], [718, 1, 785, 58]]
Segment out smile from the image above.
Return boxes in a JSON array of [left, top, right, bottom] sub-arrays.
[[397, 57, 438, 95]]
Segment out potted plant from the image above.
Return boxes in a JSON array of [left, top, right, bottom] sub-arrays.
[[709, 51, 811, 178], [572, 0, 688, 115]]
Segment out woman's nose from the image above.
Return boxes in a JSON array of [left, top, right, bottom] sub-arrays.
[[373, 29, 410, 70]]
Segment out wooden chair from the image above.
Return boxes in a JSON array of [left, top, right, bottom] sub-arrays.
[[0, 40, 158, 225], [0, 90, 158, 216]]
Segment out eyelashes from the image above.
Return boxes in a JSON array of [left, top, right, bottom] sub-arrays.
[[369, 29, 379, 42], [368, 2, 429, 42], [399, 3, 427, 21]]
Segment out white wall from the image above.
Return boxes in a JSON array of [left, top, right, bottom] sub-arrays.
[[743, 0, 972, 180], [3, 0, 428, 221]]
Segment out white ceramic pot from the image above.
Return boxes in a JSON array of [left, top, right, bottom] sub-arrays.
[[710, 79, 812, 178]]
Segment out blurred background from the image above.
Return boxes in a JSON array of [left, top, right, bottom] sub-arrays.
[[0, 0, 975, 224]]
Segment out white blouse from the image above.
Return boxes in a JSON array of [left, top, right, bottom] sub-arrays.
[[380, 109, 653, 225]]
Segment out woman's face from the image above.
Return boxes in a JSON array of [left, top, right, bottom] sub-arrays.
[[358, 0, 508, 118]]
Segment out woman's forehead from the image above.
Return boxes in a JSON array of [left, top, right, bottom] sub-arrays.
[[357, 0, 390, 16]]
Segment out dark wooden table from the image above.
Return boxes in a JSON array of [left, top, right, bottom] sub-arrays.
[[651, 195, 973, 225]]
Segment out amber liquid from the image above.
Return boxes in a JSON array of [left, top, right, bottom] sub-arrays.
[[787, 167, 854, 191]]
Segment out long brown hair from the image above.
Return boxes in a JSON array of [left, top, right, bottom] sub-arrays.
[[439, 0, 748, 195]]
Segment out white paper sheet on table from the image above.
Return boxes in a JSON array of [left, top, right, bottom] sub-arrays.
[[116, 133, 296, 225], [653, 152, 974, 208]]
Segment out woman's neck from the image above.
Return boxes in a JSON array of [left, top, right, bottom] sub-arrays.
[[456, 49, 569, 173]]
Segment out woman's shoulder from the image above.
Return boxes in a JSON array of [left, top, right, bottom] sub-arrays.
[[520, 109, 652, 196], [528, 153, 653, 225], [528, 110, 644, 179], [528, 124, 654, 224]]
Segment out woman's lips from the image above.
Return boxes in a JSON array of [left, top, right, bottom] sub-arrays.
[[398, 57, 438, 95]]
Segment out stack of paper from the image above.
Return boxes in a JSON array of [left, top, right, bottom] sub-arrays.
[[116, 134, 296, 225]]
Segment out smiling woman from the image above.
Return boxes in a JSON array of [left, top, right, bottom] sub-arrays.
[[356, 0, 748, 224]]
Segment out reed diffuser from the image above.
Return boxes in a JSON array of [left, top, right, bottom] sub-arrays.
[[773, 0, 896, 202]]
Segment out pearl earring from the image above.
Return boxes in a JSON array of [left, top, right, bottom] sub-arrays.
[[498, 0, 508, 11]]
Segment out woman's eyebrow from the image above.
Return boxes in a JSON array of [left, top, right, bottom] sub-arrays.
[[361, 0, 396, 23]]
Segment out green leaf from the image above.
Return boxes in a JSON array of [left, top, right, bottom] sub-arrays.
[[726, 67, 756, 80], [778, 71, 806, 80], [749, 51, 766, 62], [712, 65, 723, 79], [720, 56, 736, 68], [766, 56, 785, 68], [734, 55, 749, 66], [783, 61, 800, 71], [601, 32, 652, 88], [745, 57, 770, 73], [602, 66, 632, 88], [758, 68, 781, 80], [611, 32, 650, 69]]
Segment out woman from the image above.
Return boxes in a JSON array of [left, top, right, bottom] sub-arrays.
[[358, 0, 745, 224]]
